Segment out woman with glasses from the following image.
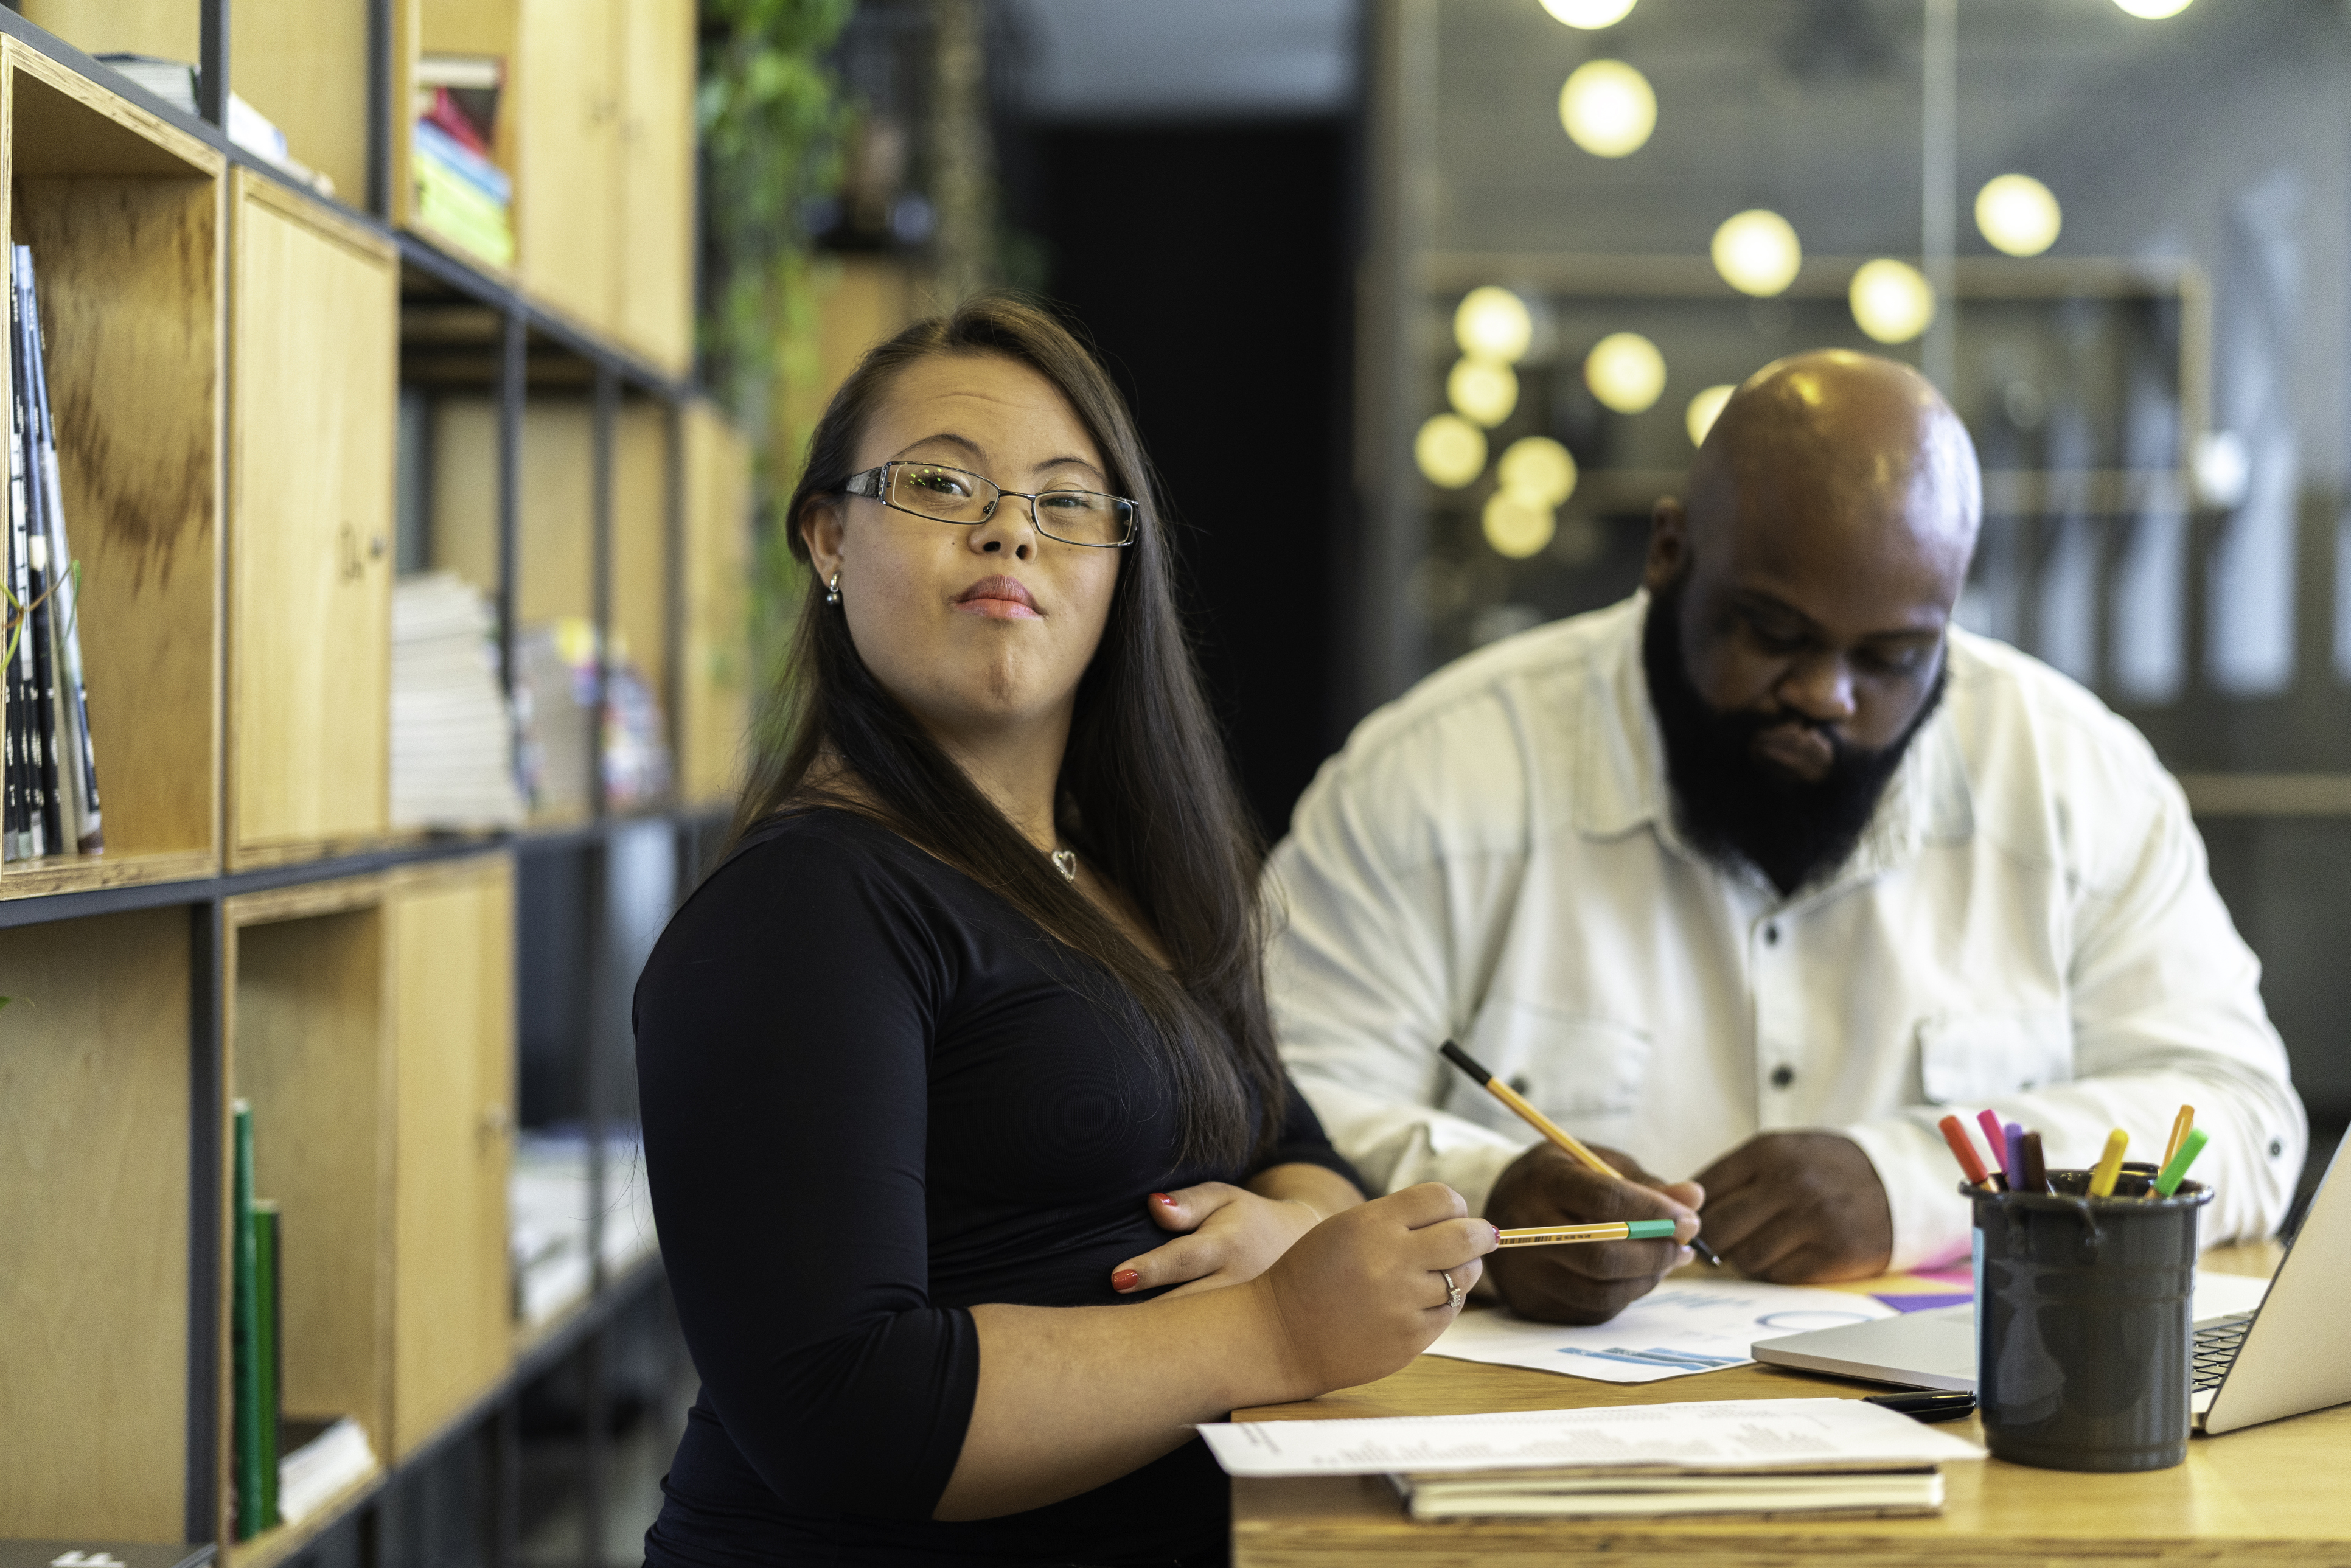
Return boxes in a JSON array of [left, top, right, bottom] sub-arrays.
[[635, 294, 1494, 1567]]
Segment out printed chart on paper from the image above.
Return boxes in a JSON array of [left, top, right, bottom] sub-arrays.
[[1431, 1279, 1898, 1384]]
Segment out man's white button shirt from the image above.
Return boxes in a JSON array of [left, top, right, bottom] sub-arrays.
[[1266, 594, 2306, 1269]]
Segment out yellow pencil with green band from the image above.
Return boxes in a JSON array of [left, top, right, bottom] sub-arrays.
[[1496, 1220, 1682, 1247], [1437, 1040, 1722, 1266], [2089, 1128, 2131, 1198]]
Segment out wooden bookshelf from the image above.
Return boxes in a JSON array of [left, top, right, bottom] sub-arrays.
[[1, 40, 225, 897], [0, 5, 751, 1556], [385, 854, 515, 1458], [225, 171, 399, 871], [223, 879, 395, 1557], [0, 907, 195, 1540]]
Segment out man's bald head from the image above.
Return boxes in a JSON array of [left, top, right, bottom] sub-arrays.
[[1688, 349, 1981, 578], [1641, 349, 1980, 801]]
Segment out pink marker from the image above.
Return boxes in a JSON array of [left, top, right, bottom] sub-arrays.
[[1977, 1109, 2010, 1177]]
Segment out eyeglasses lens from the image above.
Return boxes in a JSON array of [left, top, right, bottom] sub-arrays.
[[888, 464, 1134, 546]]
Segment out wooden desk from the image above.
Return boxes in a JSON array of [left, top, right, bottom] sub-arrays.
[[1230, 1242, 2351, 1566]]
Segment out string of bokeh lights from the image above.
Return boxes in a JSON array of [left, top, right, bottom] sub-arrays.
[[1421, 0, 2188, 562]]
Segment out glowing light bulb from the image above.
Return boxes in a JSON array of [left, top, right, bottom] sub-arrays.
[[1414, 414, 1487, 489], [1454, 286, 1534, 363], [2112, 0, 2192, 15], [1974, 173, 2062, 258], [1497, 437, 1578, 507], [1583, 332, 1667, 414], [1558, 60, 1656, 158], [1447, 357, 1519, 427], [1848, 259, 1935, 344], [1710, 209, 1802, 298], [1685, 385, 1735, 448], [1541, 0, 1637, 26], [1483, 490, 1556, 560]]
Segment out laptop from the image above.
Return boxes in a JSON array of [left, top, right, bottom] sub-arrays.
[[1752, 1127, 2351, 1435]]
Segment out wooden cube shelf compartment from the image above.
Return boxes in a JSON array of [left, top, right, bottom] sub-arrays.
[[223, 854, 515, 1563], [392, 0, 695, 375], [0, 42, 225, 899], [225, 879, 394, 1564], [19, 0, 372, 211], [226, 169, 399, 870], [0, 906, 195, 1542]]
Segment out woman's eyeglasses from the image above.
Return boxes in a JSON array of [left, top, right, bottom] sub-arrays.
[[841, 461, 1138, 548]]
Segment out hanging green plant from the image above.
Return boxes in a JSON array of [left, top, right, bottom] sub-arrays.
[[699, 0, 857, 703]]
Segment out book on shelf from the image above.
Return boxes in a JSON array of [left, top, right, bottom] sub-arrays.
[[515, 620, 674, 818], [0, 247, 102, 865], [411, 57, 512, 268], [90, 56, 335, 197], [230, 1100, 264, 1538], [276, 1416, 376, 1527], [18, 249, 102, 856], [391, 573, 526, 829], [0, 1542, 215, 1568]]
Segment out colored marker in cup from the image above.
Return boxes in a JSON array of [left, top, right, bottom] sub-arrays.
[[1977, 1109, 2011, 1186], [2153, 1126, 2209, 1198], [2088, 1129, 2130, 1199], [1938, 1114, 1992, 1189]]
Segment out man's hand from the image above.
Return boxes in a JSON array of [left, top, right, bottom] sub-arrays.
[[1482, 1143, 1700, 1324], [1693, 1132, 1892, 1282]]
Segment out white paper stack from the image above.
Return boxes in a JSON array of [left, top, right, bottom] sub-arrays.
[[276, 1415, 376, 1525], [510, 1129, 659, 1330], [391, 573, 526, 829], [1199, 1397, 1984, 1522]]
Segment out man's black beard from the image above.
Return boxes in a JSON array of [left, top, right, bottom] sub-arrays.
[[1641, 577, 1947, 898]]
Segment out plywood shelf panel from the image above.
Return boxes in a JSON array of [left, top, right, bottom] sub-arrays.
[[387, 854, 515, 1457], [2, 41, 225, 895], [0, 907, 193, 1541], [226, 170, 398, 871]]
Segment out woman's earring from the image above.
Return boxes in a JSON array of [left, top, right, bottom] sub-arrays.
[[826, 571, 841, 606]]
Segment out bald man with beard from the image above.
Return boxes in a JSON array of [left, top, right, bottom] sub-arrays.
[[1267, 349, 2308, 1324]]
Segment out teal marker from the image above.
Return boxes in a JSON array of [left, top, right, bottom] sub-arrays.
[[2153, 1126, 2210, 1197]]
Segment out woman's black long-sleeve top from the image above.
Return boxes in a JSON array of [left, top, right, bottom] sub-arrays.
[[633, 809, 1360, 1567]]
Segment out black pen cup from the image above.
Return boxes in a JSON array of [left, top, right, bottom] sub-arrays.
[[1968, 1166, 2211, 1472]]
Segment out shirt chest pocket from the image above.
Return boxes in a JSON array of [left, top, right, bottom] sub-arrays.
[[1916, 1012, 2073, 1105], [1462, 999, 1652, 1120]]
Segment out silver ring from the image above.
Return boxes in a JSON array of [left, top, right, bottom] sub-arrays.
[[1440, 1269, 1463, 1310]]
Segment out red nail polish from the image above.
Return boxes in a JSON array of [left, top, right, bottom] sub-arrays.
[[1491, 1224, 1502, 1245], [1112, 1269, 1141, 1291], [1151, 1192, 1177, 1207]]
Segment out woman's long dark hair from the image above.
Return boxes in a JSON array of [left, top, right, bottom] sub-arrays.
[[731, 293, 1284, 1170]]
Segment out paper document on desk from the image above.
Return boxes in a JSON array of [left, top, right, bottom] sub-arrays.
[[1198, 1396, 1985, 1479], [1431, 1279, 1898, 1383]]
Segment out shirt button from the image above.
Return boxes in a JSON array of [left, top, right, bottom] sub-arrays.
[[1764, 924, 1780, 946], [2269, 1138, 2285, 1158], [1770, 1064, 1795, 1090]]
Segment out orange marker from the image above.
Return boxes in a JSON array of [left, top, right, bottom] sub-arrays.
[[1937, 1114, 1993, 1189]]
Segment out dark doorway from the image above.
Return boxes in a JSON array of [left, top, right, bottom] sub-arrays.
[[1019, 120, 1356, 841]]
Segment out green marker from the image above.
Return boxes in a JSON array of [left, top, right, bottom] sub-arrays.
[[2153, 1126, 2209, 1197]]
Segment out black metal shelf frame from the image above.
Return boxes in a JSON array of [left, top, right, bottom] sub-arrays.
[[0, 4, 722, 1561]]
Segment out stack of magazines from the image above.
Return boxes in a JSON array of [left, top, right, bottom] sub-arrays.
[[3, 245, 102, 863]]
